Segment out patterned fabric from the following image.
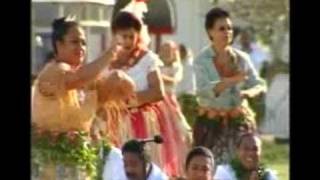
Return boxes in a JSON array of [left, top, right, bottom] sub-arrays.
[[193, 105, 256, 165]]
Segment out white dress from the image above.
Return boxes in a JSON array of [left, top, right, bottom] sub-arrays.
[[102, 147, 127, 180], [101, 50, 163, 92], [176, 57, 196, 96], [125, 50, 163, 91], [160, 62, 183, 94]]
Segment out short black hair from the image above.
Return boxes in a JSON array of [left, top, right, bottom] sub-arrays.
[[205, 7, 230, 30], [122, 139, 150, 163], [236, 133, 261, 148], [205, 7, 230, 41], [112, 12, 142, 33], [51, 17, 79, 53], [185, 146, 215, 171]]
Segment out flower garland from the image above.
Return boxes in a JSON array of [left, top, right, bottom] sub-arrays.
[[196, 112, 248, 129], [31, 125, 111, 179], [230, 158, 269, 180]]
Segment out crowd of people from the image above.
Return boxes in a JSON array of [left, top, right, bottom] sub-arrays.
[[31, 1, 278, 179]]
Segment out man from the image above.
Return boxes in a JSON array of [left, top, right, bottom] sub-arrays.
[[122, 139, 168, 180], [185, 146, 216, 180], [234, 28, 271, 75], [214, 133, 278, 180]]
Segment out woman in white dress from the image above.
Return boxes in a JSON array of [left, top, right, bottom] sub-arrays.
[[98, 11, 185, 177]]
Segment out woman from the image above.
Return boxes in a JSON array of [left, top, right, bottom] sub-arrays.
[[99, 11, 182, 177], [193, 8, 266, 165], [31, 17, 122, 179], [214, 133, 278, 180]]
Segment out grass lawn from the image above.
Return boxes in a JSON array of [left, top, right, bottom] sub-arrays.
[[261, 140, 289, 180]]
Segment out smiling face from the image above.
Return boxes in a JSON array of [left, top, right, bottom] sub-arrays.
[[207, 17, 233, 46], [56, 25, 86, 67], [237, 135, 262, 170]]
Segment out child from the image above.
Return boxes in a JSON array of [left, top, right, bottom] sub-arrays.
[[159, 40, 192, 176]]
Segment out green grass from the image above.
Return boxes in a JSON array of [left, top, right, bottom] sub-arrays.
[[261, 140, 289, 180]]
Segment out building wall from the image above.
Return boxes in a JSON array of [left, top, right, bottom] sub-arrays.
[[31, 2, 114, 75], [161, 0, 213, 56]]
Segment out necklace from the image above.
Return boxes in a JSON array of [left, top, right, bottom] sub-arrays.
[[230, 158, 268, 180]]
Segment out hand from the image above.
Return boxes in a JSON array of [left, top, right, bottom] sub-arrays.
[[38, 81, 57, 97], [213, 81, 229, 96], [240, 90, 251, 99], [222, 72, 248, 86], [104, 43, 122, 62]]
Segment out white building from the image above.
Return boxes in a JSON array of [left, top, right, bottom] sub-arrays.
[[31, 0, 115, 76], [161, 0, 213, 55]]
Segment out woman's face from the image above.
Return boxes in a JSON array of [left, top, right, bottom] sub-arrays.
[[56, 26, 86, 67], [186, 155, 213, 180], [207, 17, 233, 46], [115, 27, 140, 53]]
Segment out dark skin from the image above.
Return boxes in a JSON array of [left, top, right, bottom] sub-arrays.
[[237, 136, 262, 180], [123, 152, 149, 180], [207, 17, 265, 98], [38, 25, 120, 96]]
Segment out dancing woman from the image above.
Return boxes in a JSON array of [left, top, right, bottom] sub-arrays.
[[193, 8, 266, 165], [31, 17, 123, 179]]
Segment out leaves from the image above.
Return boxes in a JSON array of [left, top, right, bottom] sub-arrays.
[[31, 126, 111, 179], [231, 158, 268, 180]]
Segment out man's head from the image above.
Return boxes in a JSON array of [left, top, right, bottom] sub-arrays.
[[239, 28, 254, 49], [236, 133, 262, 171], [185, 146, 215, 180], [122, 139, 149, 180]]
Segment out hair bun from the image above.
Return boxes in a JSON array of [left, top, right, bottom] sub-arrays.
[[52, 17, 67, 31]]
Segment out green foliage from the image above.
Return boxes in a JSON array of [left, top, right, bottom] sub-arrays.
[[230, 158, 269, 180], [177, 94, 199, 126], [31, 126, 111, 179], [247, 94, 266, 126], [261, 140, 289, 180]]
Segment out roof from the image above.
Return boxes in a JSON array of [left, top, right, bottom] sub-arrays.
[[112, 0, 176, 34], [32, 0, 115, 6]]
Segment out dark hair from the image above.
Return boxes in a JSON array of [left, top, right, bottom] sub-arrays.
[[122, 139, 150, 163], [179, 43, 187, 58], [185, 146, 215, 171], [236, 133, 261, 148], [112, 12, 142, 33], [51, 17, 79, 53], [205, 7, 230, 40]]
